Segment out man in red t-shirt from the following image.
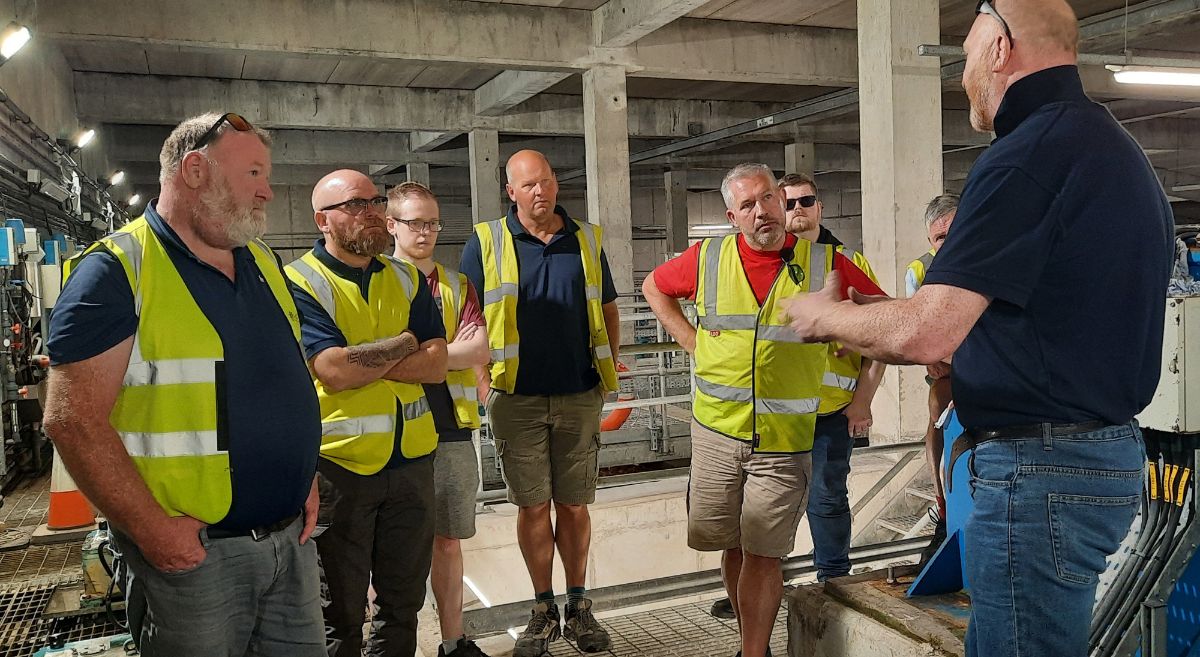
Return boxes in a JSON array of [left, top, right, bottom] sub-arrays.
[[644, 163, 881, 657], [387, 182, 492, 657]]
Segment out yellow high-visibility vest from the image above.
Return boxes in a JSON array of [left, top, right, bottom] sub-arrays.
[[63, 217, 302, 523], [475, 217, 618, 394], [434, 262, 481, 429], [819, 246, 883, 415], [286, 252, 438, 474], [905, 249, 937, 298], [693, 235, 831, 453]]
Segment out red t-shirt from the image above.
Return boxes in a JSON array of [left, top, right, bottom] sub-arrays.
[[653, 234, 887, 303], [426, 267, 485, 328]]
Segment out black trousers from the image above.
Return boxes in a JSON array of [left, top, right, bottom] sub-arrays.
[[316, 457, 435, 657]]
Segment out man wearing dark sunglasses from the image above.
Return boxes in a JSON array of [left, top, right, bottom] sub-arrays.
[[785, 2, 1174, 656], [286, 169, 449, 657], [44, 112, 326, 657]]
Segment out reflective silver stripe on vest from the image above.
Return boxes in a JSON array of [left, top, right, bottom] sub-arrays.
[[757, 325, 808, 343], [490, 345, 520, 362], [808, 243, 828, 293], [107, 230, 145, 313], [823, 372, 858, 392], [403, 396, 431, 421], [322, 414, 395, 437], [124, 358, 216, 387], [698, 314, 757, 331], [382, 256, 416, 299], [446, 382, 478, 402], [484, 283, 518, 306], [121, 430, 220, 458], [700, 235, 731, 319], [445, 268, 462, 311], [289, 259, 337, 319], [594, 343, 612, 360], [695, 375, 752, 403], [755, 396, 821, 416]]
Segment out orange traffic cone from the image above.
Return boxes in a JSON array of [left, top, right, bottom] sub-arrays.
[[31, 449, 98, 544]]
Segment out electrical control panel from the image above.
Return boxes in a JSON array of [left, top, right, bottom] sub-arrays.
[[1138, 296, 1200, 433]]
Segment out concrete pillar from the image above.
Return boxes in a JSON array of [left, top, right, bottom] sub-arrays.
[[784, 141, 815, 176], [857, 0, 943, 442], [664, 168, 689, 254], [583, 64, 633, 295], [406, 162, 430, 187], [469, 128, 503, 224]]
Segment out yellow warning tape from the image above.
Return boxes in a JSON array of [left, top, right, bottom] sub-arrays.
[[1149, 461, 1159, 501], [1178, 468, 1192, 508], [1165, 464, 1178, 505]]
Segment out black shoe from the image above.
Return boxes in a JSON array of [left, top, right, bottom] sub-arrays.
[[710, 597, 736, 619], [439, 637, 490, 657], [732, 649, 772, 657], [512, 602, 560, 657], [564, 598, 611, 653], [918, 511, 948, 568]]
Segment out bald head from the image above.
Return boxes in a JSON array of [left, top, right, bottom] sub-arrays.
[[505, 150, 553, 184], [998, 0, 1078, 57], [505, 150, 559, 223], [312, 169, 375, 211]]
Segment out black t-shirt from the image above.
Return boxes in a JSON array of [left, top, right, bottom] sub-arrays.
[[925, 66, 1174, 429]]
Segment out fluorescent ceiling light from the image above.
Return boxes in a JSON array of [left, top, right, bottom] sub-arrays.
[[109, 170, 125, 186], [1174, 184, 1200, 193], [0, 23, 30, 60], [75, 128, 96, 149], [1107, 65, 1200, 87], [128, 193, 141, 205], [691, 224, 733, 233]]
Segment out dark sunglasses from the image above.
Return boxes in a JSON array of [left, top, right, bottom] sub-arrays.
[[189, 112, 254, 152], [320, 196, 389, 215], [976, 0, 1013, 40], [785, 195, 818, 211]]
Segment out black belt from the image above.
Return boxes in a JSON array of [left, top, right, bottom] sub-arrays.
[[945, 421, 1112, 493], [206, 513, 299, 541]]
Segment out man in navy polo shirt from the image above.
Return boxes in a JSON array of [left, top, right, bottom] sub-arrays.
[[460, 150, 620, 656], [784, 1, 1173, 655], [44, 112, 324, 657]]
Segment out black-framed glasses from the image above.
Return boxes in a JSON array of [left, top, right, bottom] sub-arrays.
[[785, 195, 818, 211], [394, 219, 444, 233], [320, 196, 389, 215], [976, 0, 1012, 40], [189, 112, 253, 152]]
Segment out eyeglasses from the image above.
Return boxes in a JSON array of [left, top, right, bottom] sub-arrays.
[[976, 0, 1012, 40], [188, 112, 254, 152], [394, 219, 443, 233], [320, 196, 389, 215], [785, 195, 818, 211]]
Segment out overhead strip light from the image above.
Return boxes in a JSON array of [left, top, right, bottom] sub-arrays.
[[1107, 65, 1200, 87], [0, 23, 30, 61]]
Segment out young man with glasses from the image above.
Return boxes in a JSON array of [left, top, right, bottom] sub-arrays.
[[45, 112, 325, 657], [785, 1, 1173, 655], [286, 169, 448, 657], [386, 182, 491, 657]]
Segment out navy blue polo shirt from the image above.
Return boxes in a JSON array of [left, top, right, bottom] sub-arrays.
[[460, 205, 617, 396], [291, 240, 445, 467], [47, 201, 321, 532], [925, 66, 1174, 429]]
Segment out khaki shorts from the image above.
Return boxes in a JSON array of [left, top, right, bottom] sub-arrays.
[[487, 386, 604, 507], [687, 421, 812, 558], [434, 440, 481, 539]]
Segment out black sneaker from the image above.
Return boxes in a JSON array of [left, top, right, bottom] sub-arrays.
[[512, 602, 560, 657], [439, 637, 490, 657], [918, 509, 948, 568], [563, 598, 611, 653], [710, 597, 736, 619]]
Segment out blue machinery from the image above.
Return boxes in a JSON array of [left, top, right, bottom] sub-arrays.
[[910, 295, 1200, 657]]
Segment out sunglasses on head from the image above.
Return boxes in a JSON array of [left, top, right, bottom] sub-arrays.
[[785, 195, 818, 211], [189, 112, 254, 152], [975, 0, 1013, 40]]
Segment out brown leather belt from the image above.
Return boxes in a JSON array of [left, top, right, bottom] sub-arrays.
[[945, 420, 1111, 493]]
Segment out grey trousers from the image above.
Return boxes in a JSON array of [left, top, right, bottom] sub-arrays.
[[114, 517, 324, 657], [316, 457, 435, 657]]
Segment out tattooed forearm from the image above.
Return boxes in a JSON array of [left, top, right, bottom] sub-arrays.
[[346, 331, 419, 369]]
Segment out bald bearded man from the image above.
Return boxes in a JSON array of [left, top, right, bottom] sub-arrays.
[[286, 170, 448, 657], [783, 2, 1173, 655]]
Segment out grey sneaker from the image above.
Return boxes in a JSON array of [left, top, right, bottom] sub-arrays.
[[512, 602, 560, 657], [563, 598, 611, 653]]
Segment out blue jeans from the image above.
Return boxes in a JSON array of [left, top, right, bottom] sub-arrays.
[[964, 422, 1144, 657], [807, 411, 854, 580], [114, 516, 325, 657]]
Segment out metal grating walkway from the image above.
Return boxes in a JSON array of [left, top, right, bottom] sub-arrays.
[[546, 599, 787, 657], [0, 577, 127, 657]]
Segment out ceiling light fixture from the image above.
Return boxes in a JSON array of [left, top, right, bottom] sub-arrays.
[[0, 23, 30, 61], [128, 193, 141, 206], [1107, 65, 1200, 87], [108, 170, 125, 186]]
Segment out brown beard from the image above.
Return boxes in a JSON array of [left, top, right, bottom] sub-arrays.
[[966, 47, 998, 133], [197, 168, 266, 248], [329, 220, 391, 257]]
